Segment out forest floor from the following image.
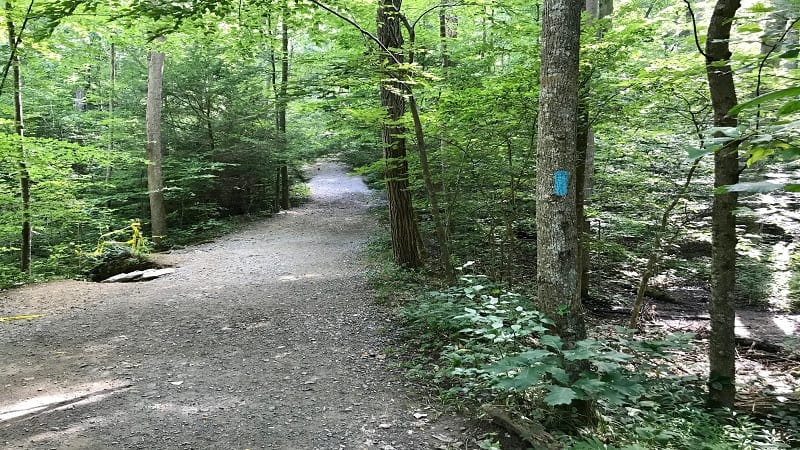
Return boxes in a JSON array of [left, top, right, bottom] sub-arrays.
[[0, 160, 481, 450]]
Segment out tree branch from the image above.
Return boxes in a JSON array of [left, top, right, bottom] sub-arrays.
[[0, 0, 35, 97], [307, 0, 402, 66], [683, 0, 707, 59]]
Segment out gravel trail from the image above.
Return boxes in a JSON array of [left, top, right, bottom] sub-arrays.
[[0, 160, 474, 450]]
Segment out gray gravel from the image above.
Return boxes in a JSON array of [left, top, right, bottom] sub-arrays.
[[0, 159, 478, 449]]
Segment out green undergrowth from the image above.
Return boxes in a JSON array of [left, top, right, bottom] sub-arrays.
[[373, 262, 800, 449]]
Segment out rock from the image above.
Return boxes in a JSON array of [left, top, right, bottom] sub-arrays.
[[139, 268, 176, 280], [101, 268, 175, 283]]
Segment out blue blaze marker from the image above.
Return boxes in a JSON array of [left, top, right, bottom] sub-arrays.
[[554, 170, 569, 197]]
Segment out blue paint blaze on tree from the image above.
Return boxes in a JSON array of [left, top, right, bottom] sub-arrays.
[[554, 170, 569, 196]]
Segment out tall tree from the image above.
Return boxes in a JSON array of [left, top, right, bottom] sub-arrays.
[[277, 0, 290, 211], [5, 0, 31, 274], [577, 0, 613, 300], [145, 37, 168, 247], [703, 0, 741, 409], [536, 0, 585, 341], [377, 0, 422, 267]]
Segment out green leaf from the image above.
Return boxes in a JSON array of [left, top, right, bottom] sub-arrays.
[[572, 376, 608, 394], [564, 339, 602, 361], [495, 365, 547, 391], [685, 146, 712, 161], [746, 147, 774, 166], [779, 49, 800, 59], [728, 87, 800, 117], [517, 349, 554, 362], [785, 184, 800, 192], [547, 366, 569, 384], [599, 350, 634, 362], [737, 23, 762, 33], [539, 334, 563, 351], [748, 2, 775, 13], [593, 360, 620, 373], [484, 356, 525, 374], [543, 386, 577, 406], [778, 100, 800, 116]]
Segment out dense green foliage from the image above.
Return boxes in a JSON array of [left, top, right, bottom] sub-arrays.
[[2, 0, 799, 447], [397, 274, 799, 448]]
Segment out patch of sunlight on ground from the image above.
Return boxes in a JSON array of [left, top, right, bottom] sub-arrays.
[[0, 380, 130, 422], [279, 273, 323, 281], [773, 316, 799, 335], [735, 316, 751, 338], [770, 242, 795, 311]]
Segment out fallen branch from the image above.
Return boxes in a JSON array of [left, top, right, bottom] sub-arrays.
[[480, 404, 561, 449]]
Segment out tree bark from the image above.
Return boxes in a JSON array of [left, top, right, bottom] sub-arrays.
[[536, 0, 585, 341], [705, 0, 741, 409], [378, 0, 422, 268], [576, 0, 612, 300], [6, 1, 31, 274], [278, 0, 290, 211], [146, 38, 168, 247]]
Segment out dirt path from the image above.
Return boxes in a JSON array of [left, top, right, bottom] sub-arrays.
[[0, 160, 474, 450]]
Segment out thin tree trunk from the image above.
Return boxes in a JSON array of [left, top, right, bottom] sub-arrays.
[[629, 160, 702, 329], [577, 0, 612, 300], [408, 94, 453, 280], [146, 38, 168, 247], [6, 2, 31, 274], [705, 0, 741, 409], [278, 1, 290, 211], [105, 42, 116, 184], [378, 0, 422, 268], [399, 7, 453, 280]]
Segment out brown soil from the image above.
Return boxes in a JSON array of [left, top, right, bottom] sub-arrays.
[[0, 160, 480, 450]]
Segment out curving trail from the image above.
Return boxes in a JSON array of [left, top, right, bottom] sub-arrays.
[[0, 160, 473, 450]]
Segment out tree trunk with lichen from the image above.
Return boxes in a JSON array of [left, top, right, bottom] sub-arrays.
[[537, 0, 585, 343]]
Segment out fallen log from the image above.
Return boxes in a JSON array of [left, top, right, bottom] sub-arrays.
[[480, 404, 562, 450]]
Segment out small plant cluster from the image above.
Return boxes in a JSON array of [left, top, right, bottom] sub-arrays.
[[400, 275, 799, 449]]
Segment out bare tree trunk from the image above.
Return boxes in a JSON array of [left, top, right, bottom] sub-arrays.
[[6, 2, 31, 274], [146, 38, 168, 247], [105, 42, 116, 184], [537, 0, 588, 424], [537, 0, 585, 342], [576, 0, 612, 300], [705, 0, 741, 409], [278, 0, 290, 211], [378, 0, 422, 268]]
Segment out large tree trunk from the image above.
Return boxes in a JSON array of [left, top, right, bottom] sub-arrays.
[[537, 0, 585, 341], [705, 0, 741, 409], [378, 0, 422, 268], [6, 2, 31, 274], [145, 39, 168, 247], [537, 0, 588, 423]]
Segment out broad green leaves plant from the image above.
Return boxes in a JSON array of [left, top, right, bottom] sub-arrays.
[[441, 277, 694, 408]]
